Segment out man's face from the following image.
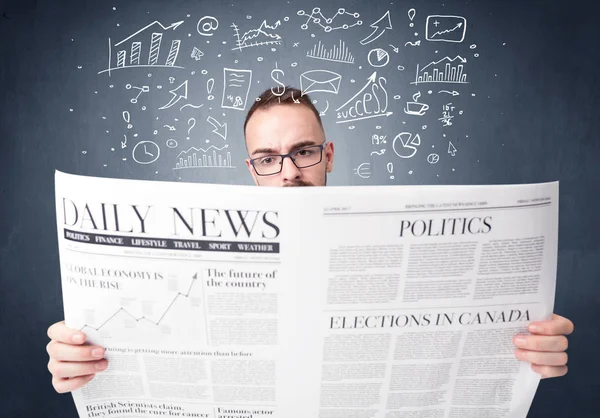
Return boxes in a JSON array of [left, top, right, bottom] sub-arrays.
[[245, 104, 334, 187]]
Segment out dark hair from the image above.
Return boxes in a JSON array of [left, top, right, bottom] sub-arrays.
[[243, 86, 323, 135]]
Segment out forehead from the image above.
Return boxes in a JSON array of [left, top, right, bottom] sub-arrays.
[[245, 104, 324, 153]]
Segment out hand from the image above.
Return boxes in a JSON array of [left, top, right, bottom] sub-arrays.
[[513, 314, 574, 379], [46, 321, 108, 393]]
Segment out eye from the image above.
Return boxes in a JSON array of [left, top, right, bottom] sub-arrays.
[[259, 156, 274, 165], [296, 148, 313, 156]]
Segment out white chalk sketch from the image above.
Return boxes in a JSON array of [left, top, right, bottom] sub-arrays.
[[191, 47, 204, 60], [132, 141, 160, 164], [186, 118, 196, 140], [408, 8, 416, 27], [166, 139, 178, 148], [159, 80, 188, 110], [121, 135, 127, 149], [405, 40, 421, 47], [372, 134, 387, 145], [371, 149, 385, 156], [439, 90, 460, 96], [404, 92, 429, 116], [426, 15, 467, 43], [122, 111, 132, 130], [439, 103, 455, 126], [222, 68, 252, 111], [207, 78, 215, 100], [367, 48, 390, 68], [387, 162, 394, 179], [319, 100, 329, 116], [231, 20, 282, 51], [197, 16, 219, 37], [289, 91, 301, 104], [298, 7, 362, 32], [300, 70, 342, 95], [179, 103, 204, 111], [427, 153, 440, 164], [98, 21, 184, 76], [271, 62, 286, 99], [412, 56, 468, 85], [307, 40, 354, 64], [392, 132, 421, 159], [448, 141, 457, 156], [125, 84, 150, 104], [389, 44, 399, 53], [174, 145, 235, 169], [336, 72, 393, 124], [353, 162, 371, 179], [207, 116, 228, 140], [163, 124, 176, 131], [360, 10, 392, 45]]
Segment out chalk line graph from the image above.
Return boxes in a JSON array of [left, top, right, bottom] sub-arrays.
[[231, 20, 282, 51]]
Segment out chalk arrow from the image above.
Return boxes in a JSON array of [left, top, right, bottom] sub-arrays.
[[121, 135, 127, 149], [115, 20, 184, 47], [159, 80, 188, 110], [319, 100, 329, 116], [439, 90, 460, 96], [336, 72, 378, 111], [448, 141, 457, 156], [360, 11, 393, 45], [207, 116, 228, 140]]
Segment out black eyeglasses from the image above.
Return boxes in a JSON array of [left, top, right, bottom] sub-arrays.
[[249, 143, 326, 176]]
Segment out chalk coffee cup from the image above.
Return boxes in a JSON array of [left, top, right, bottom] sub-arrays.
[[405, 101, 429, 115]]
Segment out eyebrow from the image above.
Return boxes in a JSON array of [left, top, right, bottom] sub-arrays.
[[251, 140, 320, 156]]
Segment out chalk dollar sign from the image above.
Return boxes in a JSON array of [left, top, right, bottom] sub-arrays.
[[271, 65, 286, 97]]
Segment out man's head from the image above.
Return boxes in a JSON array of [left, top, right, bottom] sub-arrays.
[[244, 86, 334, 187]]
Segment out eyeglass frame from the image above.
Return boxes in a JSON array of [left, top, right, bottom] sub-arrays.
[[248, 142, 327, 176]]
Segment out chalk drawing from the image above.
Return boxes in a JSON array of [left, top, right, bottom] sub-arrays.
[[222, 68, 252, 111], [298, 7, 362, 32], [99, 21, 184, 76], [360, 11, 392, 45]]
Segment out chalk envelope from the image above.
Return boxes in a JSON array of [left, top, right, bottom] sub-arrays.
[[300, 70, 342, 95]]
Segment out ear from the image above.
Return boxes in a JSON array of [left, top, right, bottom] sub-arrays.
[[325, 142, 334, 173], [245, 158, 260, 185]]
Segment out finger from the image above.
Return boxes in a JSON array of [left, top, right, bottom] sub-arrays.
[[48, 358, 108, 379], [46, 340, 105, 362], [531, 364, 568, 379], [47, 321, 87, 345], [52, 374, 95, 394], [528, 314, 574, 336], [513, 334, 568, 352], [514, 348, 568, 366]]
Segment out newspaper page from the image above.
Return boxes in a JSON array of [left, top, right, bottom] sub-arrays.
[[55, 171, 558, 418], [280, 182, 558, 418], [55, 171, 298, 418]]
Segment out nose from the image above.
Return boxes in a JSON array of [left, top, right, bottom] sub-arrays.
[[280, 155, 301, 182]]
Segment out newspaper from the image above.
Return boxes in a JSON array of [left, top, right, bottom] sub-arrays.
[[55, 171, 558, 418]]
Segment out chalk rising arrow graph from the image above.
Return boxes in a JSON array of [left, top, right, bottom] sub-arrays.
[[360, 11, 393, 45], [336, 72, 394, 123], [80, 274, 199, 332], [159, 80, 188, 110], [114, 20, 184, 47]]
